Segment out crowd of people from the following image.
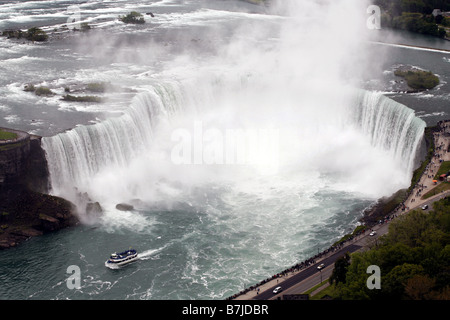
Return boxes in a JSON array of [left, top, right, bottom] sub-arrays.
[[394, 120, 450, 213]]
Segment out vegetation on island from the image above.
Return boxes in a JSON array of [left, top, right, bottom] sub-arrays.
[[373, 0, 450, 38], [62, 94, 102, 103], [25, 27, 49, 41], [85, 82, 110, 93], [241, 0, 269, 5], [317, 197, 450, 300], [34, 86, 54, 96], [2, 27, 48, 42], [77, 22, 91, 32], [119, 11, 145, 24], [23, 82, 106, 103], [394, 68, 440, 90], [23, 84, 54, 96]]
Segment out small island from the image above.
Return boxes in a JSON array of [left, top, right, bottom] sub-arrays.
[[2, 27, 48, 42], [394, 67, 439, 91], [119, 11, 146, 24]]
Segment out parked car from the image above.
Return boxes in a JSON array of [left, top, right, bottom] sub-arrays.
[[422, 204, 428, 210]]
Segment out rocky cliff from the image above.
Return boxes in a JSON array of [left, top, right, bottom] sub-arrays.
[[0, 128, 78, 249]]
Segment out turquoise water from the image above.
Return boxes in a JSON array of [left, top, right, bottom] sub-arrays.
[[0, 0, 448, 300]]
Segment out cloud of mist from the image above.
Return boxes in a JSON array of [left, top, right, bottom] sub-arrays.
[[46, 0, 419, 219]]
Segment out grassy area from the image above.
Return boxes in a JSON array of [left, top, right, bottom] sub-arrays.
[[434, 161, 450, 179], [309, 282, 339, 300], [421, 182, 450, 200], [302, 279, 331, 299], [0, 129, 17, 140], [333, 225, 367, 246]]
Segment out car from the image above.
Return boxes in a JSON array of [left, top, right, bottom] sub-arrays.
[[317, 263, 325, 270], [369, 231, 377, 236], [422, 204, 428, 210], [273, 286, 282, 294]]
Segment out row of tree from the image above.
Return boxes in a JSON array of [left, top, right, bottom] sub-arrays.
[[329, 197, 450, 299], [373, 0, 449, 38], [374, 0, 450, 15]]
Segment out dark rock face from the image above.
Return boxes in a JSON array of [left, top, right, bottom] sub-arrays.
[[25, 137, 50, 194], [0, 135, 31, 203], [0, 128, 77, 250], [116, 203, 134, 211], [86, 201, 103, 218], [0, 190, 78, 249]]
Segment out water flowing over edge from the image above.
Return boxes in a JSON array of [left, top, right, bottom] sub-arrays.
[[351, 89, 426, 174], [41, 85, 426, 216]]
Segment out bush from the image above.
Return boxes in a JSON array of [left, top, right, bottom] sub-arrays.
[[81, 22, 91, 31], [34, 86, 54, 96], [23, 84, 36, 92], [86, 82, 109, 93], [119, 11, 145, 24], [62, 94, 102, 102], [25, 27, 48, 42]]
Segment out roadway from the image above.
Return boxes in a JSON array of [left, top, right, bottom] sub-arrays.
[[254, 244, 362, 300]]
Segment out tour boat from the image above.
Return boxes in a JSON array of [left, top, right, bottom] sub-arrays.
[[106, 248, 138, 266]]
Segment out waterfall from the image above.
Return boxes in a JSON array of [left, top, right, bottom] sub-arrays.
[[351, 90, 426, 174], [41, 83, 189, 202], [41, 85, 426, 210]]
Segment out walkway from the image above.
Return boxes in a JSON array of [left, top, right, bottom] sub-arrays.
[[403, 121, 450, 212]]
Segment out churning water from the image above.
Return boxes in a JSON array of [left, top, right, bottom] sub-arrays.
[[1, 0, 446, 300]]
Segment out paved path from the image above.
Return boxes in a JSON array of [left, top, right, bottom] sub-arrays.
[[403, 125, 450, 212]]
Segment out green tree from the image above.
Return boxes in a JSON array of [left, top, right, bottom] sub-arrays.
[[383, 263, 425, 299], [329, 253, 351, 285], [404, 274, 435, 299]]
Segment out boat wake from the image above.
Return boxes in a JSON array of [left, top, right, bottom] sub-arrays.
[[138, 245, 167, 260]]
